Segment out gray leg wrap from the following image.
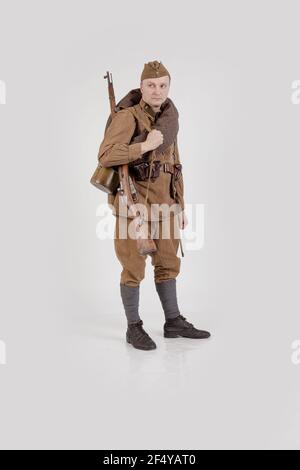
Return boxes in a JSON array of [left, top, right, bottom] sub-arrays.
[[155, 279, 180, 320], [120, 283, 141, 325]]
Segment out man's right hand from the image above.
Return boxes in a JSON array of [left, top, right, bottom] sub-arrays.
[[141, 130, 164, 154]]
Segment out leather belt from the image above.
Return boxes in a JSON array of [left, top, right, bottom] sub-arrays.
[[161, 162, 174, 174], [130, 160, 182, 182], [161, 162, 182, 179]]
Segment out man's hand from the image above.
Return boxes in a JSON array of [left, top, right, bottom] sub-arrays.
[[141, 129, 164, 153], [178, 210, 188, 230]]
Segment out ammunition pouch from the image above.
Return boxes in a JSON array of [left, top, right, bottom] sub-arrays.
[[129, 160, 160, 181], [130, 161, 182, 182]]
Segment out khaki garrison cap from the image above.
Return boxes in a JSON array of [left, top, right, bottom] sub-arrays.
[[140, 60, 171, 81]]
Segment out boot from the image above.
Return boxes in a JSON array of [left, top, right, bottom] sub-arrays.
[[126, 320, 157, 350], [164, 314, 211, 339]]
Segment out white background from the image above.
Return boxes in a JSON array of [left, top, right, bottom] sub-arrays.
[[0, 0, 300, 450]]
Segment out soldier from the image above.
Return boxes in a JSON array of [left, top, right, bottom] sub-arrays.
[[98, 60, 211, 350]]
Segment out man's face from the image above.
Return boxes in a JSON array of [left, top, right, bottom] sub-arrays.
[[140, 75, 170, 111]]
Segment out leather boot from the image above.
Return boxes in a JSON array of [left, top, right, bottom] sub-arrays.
[[164, 314, 211, 339], [126, 320, 157, 350]]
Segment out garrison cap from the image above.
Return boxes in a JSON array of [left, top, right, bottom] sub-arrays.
[[140, 60, 171, 81]]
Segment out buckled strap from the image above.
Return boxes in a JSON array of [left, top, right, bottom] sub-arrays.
[[161, 162, 182, 178], [161, 162, 175, 174]]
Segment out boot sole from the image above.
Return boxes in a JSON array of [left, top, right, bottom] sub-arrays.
[[164, 332, 179, 338], [164, 331, 210, 339], [126, 337, 157, 350]]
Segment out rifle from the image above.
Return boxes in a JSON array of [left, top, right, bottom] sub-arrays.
[[104, 71, 157, 256]]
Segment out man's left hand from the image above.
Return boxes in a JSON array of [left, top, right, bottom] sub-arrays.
[[178, 211, 188, 230]]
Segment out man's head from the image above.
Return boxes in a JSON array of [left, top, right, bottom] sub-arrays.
[[140, 60, 171, 111]]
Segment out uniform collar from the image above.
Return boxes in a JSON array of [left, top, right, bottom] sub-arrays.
[[139, 98, 162, 122]]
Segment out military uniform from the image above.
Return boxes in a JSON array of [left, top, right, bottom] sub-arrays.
[[98, 97, 185, 287], [98, 98, 185, 221], [96, 60, 210, 347]]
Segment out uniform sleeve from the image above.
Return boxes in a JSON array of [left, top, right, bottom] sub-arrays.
[[174, 138, 185, 211], [97, 109, 142, 167]]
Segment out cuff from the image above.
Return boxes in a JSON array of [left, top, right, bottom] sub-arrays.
[[128, 143, 142, 162]]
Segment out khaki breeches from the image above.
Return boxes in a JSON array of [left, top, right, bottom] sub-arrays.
[[114, 215, 181, 287]]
